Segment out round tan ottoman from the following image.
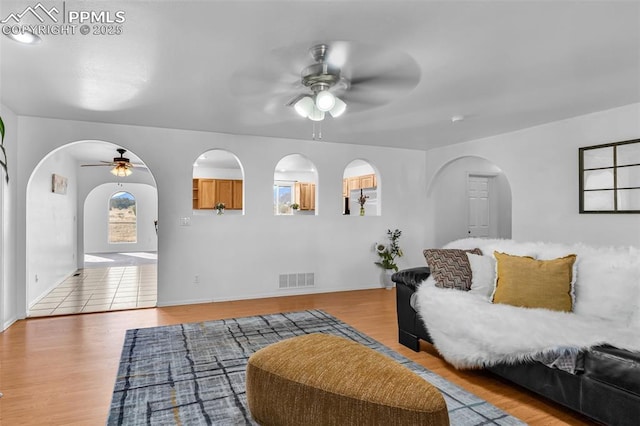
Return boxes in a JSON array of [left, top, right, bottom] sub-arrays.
[[246, 333, 449, 426]]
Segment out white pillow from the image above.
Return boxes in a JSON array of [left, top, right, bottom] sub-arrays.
[[573, 249, 640, 324], [466, 252, 496, 300]]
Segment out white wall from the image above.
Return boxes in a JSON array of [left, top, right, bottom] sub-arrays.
[[193, 166, 243, 180], [0, 104, 18, 330], [84, 182, 158, 253], [8, 104, 637, 323], [425, 103, 640, 248], [12, 117, 428, 319], [428, 156, 512, 247], [343, 161, 376, 179], [26, 149, 78, 306]]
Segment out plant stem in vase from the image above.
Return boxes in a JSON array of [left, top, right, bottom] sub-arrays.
[[357, 189, 368, 217]]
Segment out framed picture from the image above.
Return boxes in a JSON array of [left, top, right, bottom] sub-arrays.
[[52, 173, 68, 195]]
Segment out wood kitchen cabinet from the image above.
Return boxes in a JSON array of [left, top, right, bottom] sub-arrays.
[[344, 173, 377, 195], [193, 178, 243, 210], [193, 179, 216, 209], [348, 177, 361, 192], [232, 180, 243, 209], [359, 174, 376, 189], [295, 182, 316, 211], [215, 179, 234, 208]]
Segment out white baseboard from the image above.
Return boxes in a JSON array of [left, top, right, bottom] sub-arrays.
[[157, 284, 384, 307], [2, 315, 19, 332], [28, 269, 79, 309]]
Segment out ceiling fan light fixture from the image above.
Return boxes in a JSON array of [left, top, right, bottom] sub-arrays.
[[111, 164, 132, 177], [308, 107, 325, 121], [329, 97, 346, 118], [5, 30, 41, 45], [315, 90, 336, 112], [294, 96, 315, 118]]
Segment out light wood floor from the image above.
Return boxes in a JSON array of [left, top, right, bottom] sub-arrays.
[[0, 288, 595, 425]]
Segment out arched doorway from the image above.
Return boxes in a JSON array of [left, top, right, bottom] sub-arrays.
[[26, 141, 158, 317], [427, 156, 512, 247]]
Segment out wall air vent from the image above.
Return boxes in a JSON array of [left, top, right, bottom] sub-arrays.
[[279, 273, 315, 289]]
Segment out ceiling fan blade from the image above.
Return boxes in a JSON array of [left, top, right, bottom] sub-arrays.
[[81, 164, 112, 167], [350, 73, 419, 90], [325, 41, 351, 68], [229, 67, 300, 98]]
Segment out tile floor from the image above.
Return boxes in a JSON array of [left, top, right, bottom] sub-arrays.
[[29, 263, 157, 317]]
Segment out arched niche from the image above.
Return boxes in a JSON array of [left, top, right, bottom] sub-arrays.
[[192, 149, 244, 215], [273, 154, 318, 215], [342, 159, 379, 216], [427, 156, 512, 247]]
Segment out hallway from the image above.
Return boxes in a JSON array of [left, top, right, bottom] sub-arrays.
[[28, 252, 157, 317]]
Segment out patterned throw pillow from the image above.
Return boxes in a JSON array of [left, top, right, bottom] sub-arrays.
[[423, 248, 483, 291]]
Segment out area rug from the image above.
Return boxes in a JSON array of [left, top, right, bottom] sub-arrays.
[[108, 309, 525, 425]]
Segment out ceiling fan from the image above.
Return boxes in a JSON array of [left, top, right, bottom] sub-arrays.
[[81, 148, 146, 177], [288, 44, 349, 121], [231, 41, 421, 122], [283, 42, 421, 121]]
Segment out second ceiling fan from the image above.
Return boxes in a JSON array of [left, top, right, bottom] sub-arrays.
[[81, 148, 147, 177]]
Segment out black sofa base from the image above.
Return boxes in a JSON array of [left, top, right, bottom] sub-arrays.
[[399, 329, 421, 352]]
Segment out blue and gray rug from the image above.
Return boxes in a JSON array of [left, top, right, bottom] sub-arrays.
[[108, 309, 525, 425]]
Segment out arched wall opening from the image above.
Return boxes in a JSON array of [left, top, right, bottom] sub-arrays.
[[343, 159, 380, 216], [192, 149, 244, 215], [427, 155, 512, 247], [273, 154, 318, 215], [25, 140, 157, 315]]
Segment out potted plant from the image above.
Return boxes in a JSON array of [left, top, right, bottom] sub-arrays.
[[357, 188, 368, 216], [374, 229, 403, 289], [0, 115, 8, 183], [290, 203, 299, 213], [214, 202, 225, 215]]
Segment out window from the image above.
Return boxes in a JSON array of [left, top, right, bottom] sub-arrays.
[[579, 139, 640, 213], [109, 192, 137, 243], [273, 182, 294, 215]]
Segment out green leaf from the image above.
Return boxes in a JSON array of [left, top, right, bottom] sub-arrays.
[[0, 115, 4, 144], [0, 143, 8, 183]]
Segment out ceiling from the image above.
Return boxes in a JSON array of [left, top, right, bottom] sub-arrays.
[[64, 141, 143, 165], [1, 1, 639, 154]]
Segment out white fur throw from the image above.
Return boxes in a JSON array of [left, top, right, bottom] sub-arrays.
[[416, 238, 640, 369]]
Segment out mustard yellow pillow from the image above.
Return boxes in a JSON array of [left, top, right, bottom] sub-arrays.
[[492, 251, 576, 312]]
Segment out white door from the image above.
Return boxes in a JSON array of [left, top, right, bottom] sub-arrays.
[[467, 176, 490, 237]]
